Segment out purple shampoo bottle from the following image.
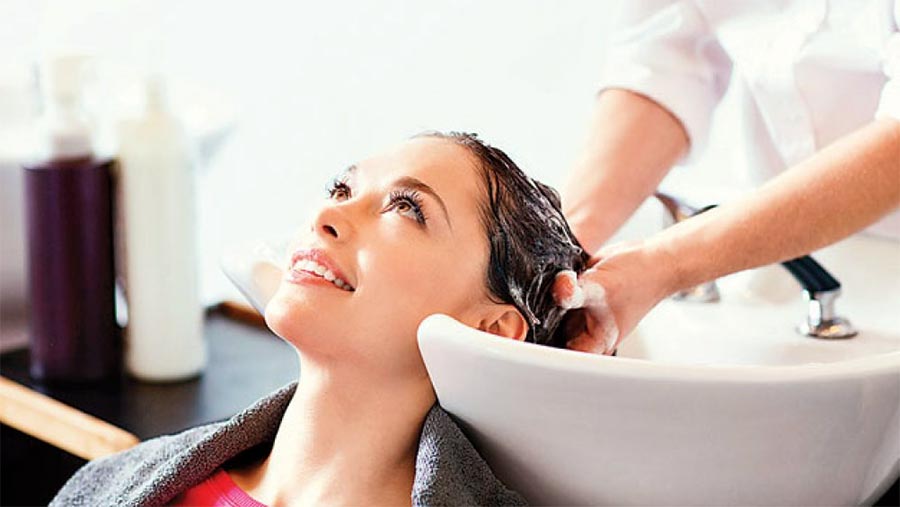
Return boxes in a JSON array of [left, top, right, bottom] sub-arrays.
[[22, 56, 121, 383]]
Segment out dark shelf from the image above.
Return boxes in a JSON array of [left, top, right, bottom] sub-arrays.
[[1, 307, 298, 505]]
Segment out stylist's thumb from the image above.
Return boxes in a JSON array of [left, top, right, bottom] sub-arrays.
[[552, 267, 620, 355]]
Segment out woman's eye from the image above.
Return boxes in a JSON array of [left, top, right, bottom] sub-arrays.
[[327, 181, 351, 200], [387, 190, 427, 225], [393, 200, 419, 221]]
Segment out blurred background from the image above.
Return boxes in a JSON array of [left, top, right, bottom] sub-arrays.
[[0, 0, 742, 350]]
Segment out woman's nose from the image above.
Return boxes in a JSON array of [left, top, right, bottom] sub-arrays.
[[312, 204, 353, 242]]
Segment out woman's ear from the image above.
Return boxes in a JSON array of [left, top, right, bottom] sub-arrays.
[[478, 306, 528, 341]]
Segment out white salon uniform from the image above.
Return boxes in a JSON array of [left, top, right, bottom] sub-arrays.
[[601, 0, 900, 238]]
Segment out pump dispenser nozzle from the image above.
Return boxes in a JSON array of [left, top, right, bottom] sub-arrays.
[[143, 74, 169, 113], [38, 55, 94, 159]]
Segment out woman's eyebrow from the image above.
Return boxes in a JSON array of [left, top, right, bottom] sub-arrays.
[[343, 164, 452, 229], [394, 176, 453, 230]]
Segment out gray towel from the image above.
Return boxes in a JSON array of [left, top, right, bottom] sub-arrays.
[[50, 381, 527, 506]]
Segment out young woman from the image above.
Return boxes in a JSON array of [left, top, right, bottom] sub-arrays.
[[51, 132, 590, 507]]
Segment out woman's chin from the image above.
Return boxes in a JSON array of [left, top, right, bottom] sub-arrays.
[[264, 290, 313, 343], [264, 289, 346, 349]]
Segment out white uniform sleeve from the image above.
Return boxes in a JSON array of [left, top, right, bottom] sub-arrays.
[[599, 0, 731, 162], [875, 0, 900, 121]]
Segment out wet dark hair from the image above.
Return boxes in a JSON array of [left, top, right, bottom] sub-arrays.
[[414, 131, 590, 347]]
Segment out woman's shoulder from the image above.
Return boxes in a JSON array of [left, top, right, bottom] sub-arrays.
[[49, 420, 226, 507], [50, 381, 298, 507], [414, 405, 527, 506]]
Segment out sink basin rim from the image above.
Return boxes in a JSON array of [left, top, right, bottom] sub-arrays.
[[418, 314, 900, 384]]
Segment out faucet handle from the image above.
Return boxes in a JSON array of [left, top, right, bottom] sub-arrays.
[[797, 289, 858, 339], [781, 256, 857, 339]]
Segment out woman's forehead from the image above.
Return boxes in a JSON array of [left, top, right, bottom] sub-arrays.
[[358, 137, 477, 179], [353, 138, 484, 211]]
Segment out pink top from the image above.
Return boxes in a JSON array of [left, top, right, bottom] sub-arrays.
[[169, 467, 268, 507]]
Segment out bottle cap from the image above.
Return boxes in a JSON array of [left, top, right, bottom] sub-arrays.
[[39, 55, 94, 159], [144, 74, 169, 113]]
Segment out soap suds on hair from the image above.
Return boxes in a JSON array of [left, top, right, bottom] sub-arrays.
[[415, 131, 590, 347]]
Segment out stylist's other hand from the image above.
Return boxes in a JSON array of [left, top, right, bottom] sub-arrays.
[[553, 241, 674, 355]]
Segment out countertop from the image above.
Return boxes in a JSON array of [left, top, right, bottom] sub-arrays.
[[0, 305, 297, 506]]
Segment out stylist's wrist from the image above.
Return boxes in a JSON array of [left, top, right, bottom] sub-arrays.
[[638, 236, 685, 302], [603, 240, 677, 312]]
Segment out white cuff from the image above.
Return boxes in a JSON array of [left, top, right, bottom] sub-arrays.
[[599, 66, 720, 164], [596, 0, 727, 164], [875, 32, 900, 121]]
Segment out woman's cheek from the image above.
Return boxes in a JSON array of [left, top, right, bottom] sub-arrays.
[[365, 251, 447, 324], [372, 262, 430, 309]]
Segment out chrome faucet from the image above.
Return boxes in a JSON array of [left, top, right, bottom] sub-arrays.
[[797, 288, 857, 339], [784, 256, 857, 339], [651, 191, 857, 339]]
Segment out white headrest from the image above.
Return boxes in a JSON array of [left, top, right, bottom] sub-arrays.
[[417, 313, 621, 506]]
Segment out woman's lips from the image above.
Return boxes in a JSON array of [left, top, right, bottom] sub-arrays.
[[284, 268, 353, 291], [286, 248, 355, 291]]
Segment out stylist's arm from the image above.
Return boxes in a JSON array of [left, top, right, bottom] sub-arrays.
[[554, 0, 726, 353], [557, 117, 900, 354], [553, 87, 689, 354], [562, 89, 690, 254]]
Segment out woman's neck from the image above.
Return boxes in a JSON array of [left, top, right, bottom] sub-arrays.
[[229, 355, 435, 506]]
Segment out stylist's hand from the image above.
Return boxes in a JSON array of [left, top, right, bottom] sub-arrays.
[[553, 241, 675, 355]]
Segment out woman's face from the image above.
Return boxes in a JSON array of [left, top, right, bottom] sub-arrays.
[[265, 137, 525, 382]]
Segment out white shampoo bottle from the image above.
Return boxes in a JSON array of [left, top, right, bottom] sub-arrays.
[[116, 76, 206, 382]]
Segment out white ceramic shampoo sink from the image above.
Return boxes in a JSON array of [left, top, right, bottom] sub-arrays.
[[417, 232, 900, 506], [625, 233, 900, 367]]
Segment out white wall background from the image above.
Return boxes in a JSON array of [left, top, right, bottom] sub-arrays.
[[1, 0, 740, 308]]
